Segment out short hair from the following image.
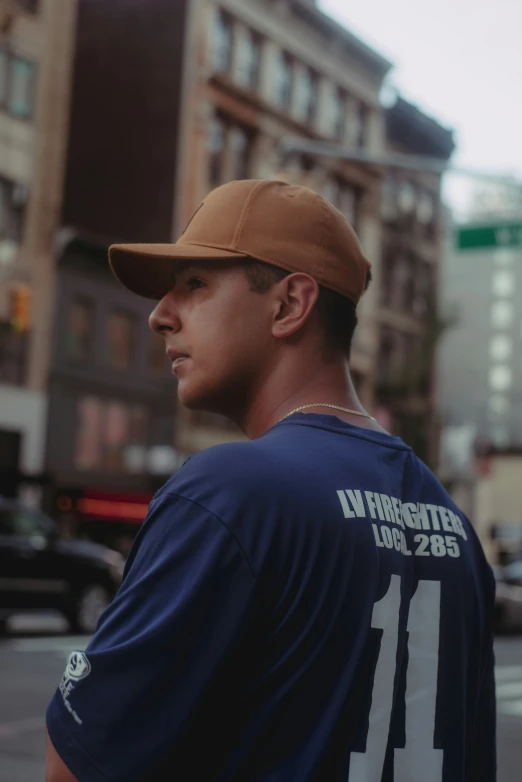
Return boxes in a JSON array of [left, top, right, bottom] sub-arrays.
[[243, 260, 372, 361]]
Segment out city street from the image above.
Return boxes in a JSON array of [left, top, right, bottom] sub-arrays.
[[0, 615, 521, 781]]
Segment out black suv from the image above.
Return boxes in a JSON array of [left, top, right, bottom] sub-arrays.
[[0, 498, 125, 634]]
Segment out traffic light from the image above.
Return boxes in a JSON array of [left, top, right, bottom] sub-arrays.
[[10, 285, 31, 333]]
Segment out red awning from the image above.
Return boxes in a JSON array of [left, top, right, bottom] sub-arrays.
[[77, 490, 154, 524]]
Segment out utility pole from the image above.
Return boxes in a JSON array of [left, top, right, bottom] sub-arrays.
[[278, 138, 522, 250], [278, 138, 518, 184]]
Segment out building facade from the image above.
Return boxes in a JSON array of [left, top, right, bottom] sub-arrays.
[[44, 233, 180, 548], [438, 182, 522, 479], [38, 0, 193, 534], [50, 0, 392, 464], [375, 98, 455, 467], [0, 0, 77, 500], [174, 0, 392, 453], [473, 449, 522, 563]]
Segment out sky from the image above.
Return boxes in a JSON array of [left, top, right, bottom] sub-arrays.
[[318, 0, 522, 214]]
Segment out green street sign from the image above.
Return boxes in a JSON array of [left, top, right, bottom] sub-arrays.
[[456, 222, 522, 250]]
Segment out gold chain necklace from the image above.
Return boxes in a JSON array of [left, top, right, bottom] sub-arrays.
[[278, 403, 375, 423]]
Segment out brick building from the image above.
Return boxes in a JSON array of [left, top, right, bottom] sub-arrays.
[[174, 0, 392, 452], [0, 0, 77, 499], [376, 98, 455, 467], [49, 0, 392, 467]]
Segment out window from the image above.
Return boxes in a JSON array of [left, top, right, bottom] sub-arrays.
[[398, 182, 416, 213], [238, 29, 261, 89], [417, 192, 435, 225], [208, 115, 226, 187], [105, 402, 130, 471], [213, 11, 233, 72], [208, 114, 254, 186], [491, 300, 514, 329], [75, 397, 104, 471], [229, 126, 251, 180], [0, 178, 25, 242], [323, 178, 360, 230], [67, 297, 94, 359], [381, 178, 398, 222], [275, 52, 293, 109], [412, 261, 432, 318], [494, 250, 514, 266], [378, 327, 402, 384], [357, 104, 368, 148], [298, 68, 318, 123], [417, 191, 437, 237], [332, 88, 345, 140], [75, 397, 149, 472], [403, 256, 417, 314], [380, 249, 395, 307], [104, 402, 148, 472], [490, 334, 512, 361], [149, 332, 168, 372], [9, 57, 35, 118], [323, 178, 340, 208], [492, 270, 515, 297], [489, 395, 510, 416], [106, 311, 136, 369], [338, 185, 359, 229], [0, 50, 8, 105], [129, 405, 149, 444], [0, 48, 36, 119], [489, 365, 512, 392], [346, 101, 368, 148]]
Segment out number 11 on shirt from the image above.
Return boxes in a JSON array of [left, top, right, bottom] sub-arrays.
[[349, 575, 444, 782]]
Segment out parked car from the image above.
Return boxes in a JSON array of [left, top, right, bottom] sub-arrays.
[[493, 560, 522, 632], [0, 498, 125, 634]]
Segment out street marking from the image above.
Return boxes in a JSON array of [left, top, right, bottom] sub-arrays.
[[3, 637, 89, 655], [495, 665, 522, 681], [500, 701, 522, 717], [496, 682, 522, 699], [496, 665, 522, 718], [0, 717, 43, 739]]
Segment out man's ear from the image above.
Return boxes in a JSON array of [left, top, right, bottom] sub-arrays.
[[271, 273, 319, 340]]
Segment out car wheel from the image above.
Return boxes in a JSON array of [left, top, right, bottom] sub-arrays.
[[0, 618, 9, 636], [68, 584, 111, 635]]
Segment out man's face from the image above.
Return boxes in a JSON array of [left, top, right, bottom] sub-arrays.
[[149, 262, 276, 414]]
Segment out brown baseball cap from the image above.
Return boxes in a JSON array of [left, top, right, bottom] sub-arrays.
[[109, 179, 371, 305]]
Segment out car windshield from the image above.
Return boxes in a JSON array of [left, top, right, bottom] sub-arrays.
[[0, 506, 56, 539]]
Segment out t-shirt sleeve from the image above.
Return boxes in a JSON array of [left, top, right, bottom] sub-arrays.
[[46, 492, 256, 782]]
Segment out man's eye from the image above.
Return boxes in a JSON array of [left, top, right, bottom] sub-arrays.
[[187, 277, 205, 290]]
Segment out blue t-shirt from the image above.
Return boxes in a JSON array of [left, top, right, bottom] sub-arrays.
[[47, 414, 496, 782]]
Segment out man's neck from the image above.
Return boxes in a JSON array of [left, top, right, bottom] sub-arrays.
[[237, 356, 386, 439]]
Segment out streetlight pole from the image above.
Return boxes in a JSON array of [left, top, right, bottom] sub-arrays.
[[278, 138, 518, 183]]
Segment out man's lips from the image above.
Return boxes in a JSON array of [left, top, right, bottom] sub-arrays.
[[167, 348, 190, 370]]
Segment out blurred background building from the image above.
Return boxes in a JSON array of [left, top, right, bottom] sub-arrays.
[[176, 0, 392, 452], [438, 179, 522, 544], [0, 0, 461, 548], [376, 97, 454, 466], [0, 0, 77, 501]]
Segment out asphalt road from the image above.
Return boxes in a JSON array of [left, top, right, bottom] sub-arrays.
[[0, 614, 521, 782]]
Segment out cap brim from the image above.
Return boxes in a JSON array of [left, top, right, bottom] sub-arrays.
[[108, 243, 249, 299]]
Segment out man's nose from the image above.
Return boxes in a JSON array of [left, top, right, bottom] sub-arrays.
[[149, 294, 181, 335]]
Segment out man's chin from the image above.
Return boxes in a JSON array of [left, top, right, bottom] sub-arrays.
[[177, 381, 215, 412]]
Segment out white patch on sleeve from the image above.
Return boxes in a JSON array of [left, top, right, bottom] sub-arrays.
[[58, 651, 91, 725]]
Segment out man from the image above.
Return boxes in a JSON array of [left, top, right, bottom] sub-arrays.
[[46, 180, 496, 782]]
